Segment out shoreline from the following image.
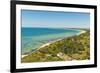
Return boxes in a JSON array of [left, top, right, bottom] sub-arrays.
[[38, 30, 86, 49], [22, 55, 28, 58], [21, 30, 86, 58], [77, 30, 86, 35]]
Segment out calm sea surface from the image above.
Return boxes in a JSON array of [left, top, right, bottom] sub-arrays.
[[21, 28, 81, 54]]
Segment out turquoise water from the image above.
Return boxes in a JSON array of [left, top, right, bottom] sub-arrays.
[[21, 28, 81, 54]]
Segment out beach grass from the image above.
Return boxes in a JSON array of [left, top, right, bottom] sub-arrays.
[[21, 30, 90, 63]]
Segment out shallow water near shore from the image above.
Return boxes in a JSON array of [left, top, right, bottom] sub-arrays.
[[21, 28, 82, 55]]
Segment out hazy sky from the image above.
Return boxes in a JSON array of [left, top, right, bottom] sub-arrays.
[[21, 10, 90, 28]]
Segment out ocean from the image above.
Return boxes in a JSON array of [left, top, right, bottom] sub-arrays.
[[21, 28, 81, 55]]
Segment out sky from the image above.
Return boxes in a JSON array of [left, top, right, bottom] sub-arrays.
[[21, 10, 90, 28]]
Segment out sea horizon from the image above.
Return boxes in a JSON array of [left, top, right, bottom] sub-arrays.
[[22, 27, 90, 29]]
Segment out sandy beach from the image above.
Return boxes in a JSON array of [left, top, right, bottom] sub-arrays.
[[77, 30, 86, 35], [22, 54, 28, 58]]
